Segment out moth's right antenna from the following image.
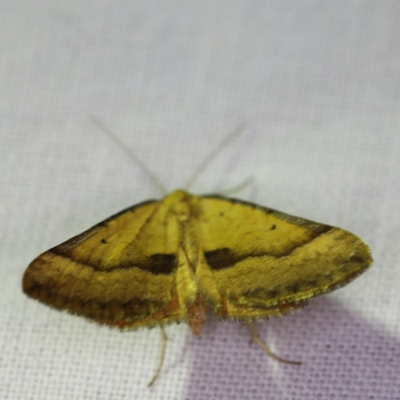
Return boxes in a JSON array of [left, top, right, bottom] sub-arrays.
[[89, 116, 168, 195], [217, 176, 255, 197], [185, 123, 245, 190]]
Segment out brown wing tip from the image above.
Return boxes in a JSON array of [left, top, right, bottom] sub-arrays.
[[22, 262, 68, 311]]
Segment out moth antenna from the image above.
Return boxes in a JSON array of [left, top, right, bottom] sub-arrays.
[[217, 176, 255, 197], [89, 115, 168, 195], [185, 123, 246, 190], [148, 327, 168, 387], [247, 322, 301, 365]]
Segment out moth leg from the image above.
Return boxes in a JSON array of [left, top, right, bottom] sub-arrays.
[[148, 327, 168, 387], [247, 322, 301, 365]]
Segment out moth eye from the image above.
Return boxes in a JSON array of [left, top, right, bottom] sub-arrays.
[[101, 239, 108, 244], [270, 224, 276, 230]]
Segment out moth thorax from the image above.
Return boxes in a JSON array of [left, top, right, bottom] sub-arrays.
[[171, 202, 192, 222], [162, 189, 192, 222]]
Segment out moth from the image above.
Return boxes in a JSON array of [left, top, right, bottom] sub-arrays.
[[23, 189, 372, 334], [23, 120, 372, 385]]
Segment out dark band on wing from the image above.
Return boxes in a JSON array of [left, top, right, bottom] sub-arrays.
[[49, 249, 177, 275], [204, 223, 333, 271], [22, 276, 168, 321], [205, 248, 269, 270]]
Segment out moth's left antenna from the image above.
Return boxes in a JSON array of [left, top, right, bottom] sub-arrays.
[[89, 116, 168, 195]]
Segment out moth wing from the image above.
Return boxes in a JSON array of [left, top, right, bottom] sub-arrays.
[[23, 199, 187, 329], [196, 196, 372, 320]]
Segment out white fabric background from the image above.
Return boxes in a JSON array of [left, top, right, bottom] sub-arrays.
[[1, 2, 399, 399]]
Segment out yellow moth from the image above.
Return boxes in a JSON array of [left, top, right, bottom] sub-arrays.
[[23, 120, 372, 385]]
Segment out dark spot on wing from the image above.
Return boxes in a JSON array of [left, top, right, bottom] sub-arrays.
[[348, 255, 365, 264], [287, 283, 301, 293], [204, 248, 240, 270], [142, 253, 177, 275], [268, 288, 280, 298], [307, 278, 319, 287]]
